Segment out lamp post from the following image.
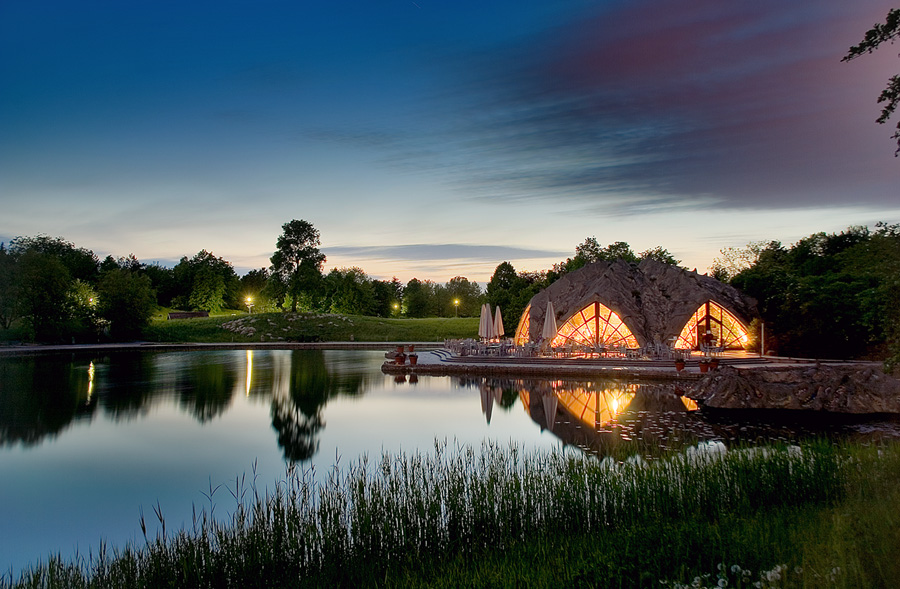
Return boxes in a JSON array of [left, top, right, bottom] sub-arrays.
[[246, 297, 254, 314], [453, 299, 459, 317], [393, 302, 399, 316]]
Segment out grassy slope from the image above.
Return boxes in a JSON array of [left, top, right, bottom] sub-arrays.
[[143, 311, 481, 343]]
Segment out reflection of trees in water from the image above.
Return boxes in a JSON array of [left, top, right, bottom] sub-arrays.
[[96, 352, 159, 420], [0, 349, 372, 452], [269, 350, 365, 463], [176, 356, 236, 423], [0, 356, 96, 446]]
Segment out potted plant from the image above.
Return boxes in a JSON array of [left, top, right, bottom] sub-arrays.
[[409, 353, 418, 366], [699, 358, 710, 373], [395, 353, 406, 365], [675, 358, 685, 371], [709, 357, 720, 370]]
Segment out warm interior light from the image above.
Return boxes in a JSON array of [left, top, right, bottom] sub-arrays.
[[676, 300, 750, 350], [551, 302, 638, 349]]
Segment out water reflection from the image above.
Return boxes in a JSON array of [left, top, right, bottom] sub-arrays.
[[0, 350, 372, 458], [465, 376, 900, 458], [479, 378, 701, 456], [0, 355, 97, 446]]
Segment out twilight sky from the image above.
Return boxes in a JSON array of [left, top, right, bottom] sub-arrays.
[[1, 0, 898, 282]]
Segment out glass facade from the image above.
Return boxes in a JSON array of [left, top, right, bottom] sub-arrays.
[[513, 304, 531, 345], [550, 301, 638, 349], [676, 300, 749, 350]]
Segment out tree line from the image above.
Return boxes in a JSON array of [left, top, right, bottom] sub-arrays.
[[4, 219, 898, 369], [0, 221, 486, 342], [710, 223, 900, 367]]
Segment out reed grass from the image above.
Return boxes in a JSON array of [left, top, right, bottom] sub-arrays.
[[4, 440, 899, 588]]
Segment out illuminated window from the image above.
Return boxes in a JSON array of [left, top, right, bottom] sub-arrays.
[[514, 304, 531, 345], [550, 302, 638, 349], [676, 300, 749, 350]]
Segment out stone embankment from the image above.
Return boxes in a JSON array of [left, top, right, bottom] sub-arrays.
[[686, 364, 900, 414], [385, 349, 900, 415]]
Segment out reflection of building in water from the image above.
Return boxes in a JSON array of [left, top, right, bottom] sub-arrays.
[[512, 378, 701, 457]]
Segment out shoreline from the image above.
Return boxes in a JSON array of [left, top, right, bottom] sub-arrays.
[[1, 341, 880, 381]]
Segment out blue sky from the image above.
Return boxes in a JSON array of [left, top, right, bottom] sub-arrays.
[[1, 0, 898, 281]]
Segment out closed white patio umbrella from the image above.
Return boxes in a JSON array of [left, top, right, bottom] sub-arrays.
[[478, 303, 494, 341], [541, 301, 557, 342], [493, 307, 504, 340]]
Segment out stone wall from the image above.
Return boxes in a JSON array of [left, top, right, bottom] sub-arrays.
[[686, 364, 900, 413]]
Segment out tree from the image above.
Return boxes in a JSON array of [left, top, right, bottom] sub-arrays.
[[9, 235, 98, 283], [708, 241, 770, 282], [270, 220, 326, 313], [324, 267, 376, 315], [97, 269, 156, 340], [188, 266, 227, 313], [403, 278, 429, 318], [639, 246, 681, 266], [0, 244, 20, 329], [446, 276, 483, 317], [172, 250, 239, 311], [843, 8, 900, 156], [17, 250, 72, 341], [371, 278, 403, 317]]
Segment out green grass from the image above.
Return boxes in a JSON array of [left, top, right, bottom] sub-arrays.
[[142, 311, 481, 343], [5, 440, 900, 588]]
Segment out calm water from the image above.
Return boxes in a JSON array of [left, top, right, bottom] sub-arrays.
[[2, 349, 899, 573]]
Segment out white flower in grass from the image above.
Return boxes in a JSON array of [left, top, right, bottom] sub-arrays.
[[717, 578, 727, 588]]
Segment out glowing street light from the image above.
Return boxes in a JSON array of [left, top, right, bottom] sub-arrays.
[[453, 299, 460, 317], [393, 302, 399, 315], [245, 296, 254, 314]]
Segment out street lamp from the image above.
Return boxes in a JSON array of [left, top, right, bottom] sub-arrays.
[[246, 296, 254, 314], [453, 299, 460, 317], [393, 302, 399, 315]]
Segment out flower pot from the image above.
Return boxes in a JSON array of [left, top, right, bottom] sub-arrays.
[[395, 353, 406, 365], [396, 345, 405, 354], [699, 361, 710, 373], [675, 360, 685, 372], [409, 354, 418, 366], [710, 358, 720, 370], [407, 344, 415, 353]]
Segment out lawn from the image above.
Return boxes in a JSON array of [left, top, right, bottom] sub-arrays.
[[144, 310, 482, 343]]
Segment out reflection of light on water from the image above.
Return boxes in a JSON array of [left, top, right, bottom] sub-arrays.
[[680, 396, 699, 411], [611, 397, 619, 414], [87, 361, 95, 403], [246, 350, 253, 396]]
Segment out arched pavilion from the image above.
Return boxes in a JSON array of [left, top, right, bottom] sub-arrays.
[[514, 259, 758, 351]]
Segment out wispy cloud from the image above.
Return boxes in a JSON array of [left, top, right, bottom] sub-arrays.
[[375, 0, 899, 213], [324, 243, 566, 262]]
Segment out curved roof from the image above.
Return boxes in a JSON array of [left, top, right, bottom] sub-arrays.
[[522, 259, 758, 346]]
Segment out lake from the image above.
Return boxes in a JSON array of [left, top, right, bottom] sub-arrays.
[[2, 348, 899, 574]]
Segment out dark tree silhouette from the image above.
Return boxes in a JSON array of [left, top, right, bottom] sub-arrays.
[[843, 8, 900, 155]]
